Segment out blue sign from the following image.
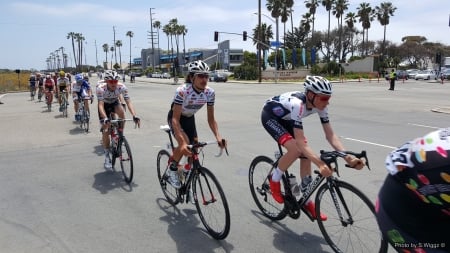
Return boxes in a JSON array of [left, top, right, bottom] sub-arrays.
[[270, 41, 281, 47]]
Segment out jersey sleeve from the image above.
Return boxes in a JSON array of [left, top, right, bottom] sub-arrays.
[[173, 86, 185, 105]]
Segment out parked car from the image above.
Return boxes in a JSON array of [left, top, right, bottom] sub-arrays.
[[440, 69, 450, 80], [209, 72, 228, 82], [406, 69, 419, 79], [151, 72, 161, 78], [161, 72, 170, 79], [414, 70, 437, 80]]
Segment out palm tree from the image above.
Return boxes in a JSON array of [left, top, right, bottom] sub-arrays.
[[180, 26, 188, 65], [115, 40, 123, 68], [345, 12, 358, 58], [102, 43, 109, 69], [153, 21, 161, 69], [321, 0, 335, 61], [126, 31, 134, 70], [332, 0, 349, 62], [375, 2, 397, 59], [357, 2, 374, 56], [305, 0, 319, 42], [66, 32, 79, 70], [75, 33, 85, 72], [252, 22, 273, 70]]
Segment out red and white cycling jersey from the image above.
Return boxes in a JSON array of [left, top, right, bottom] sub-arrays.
[[96, 81, 129, 104], [171, 83, 215, 117]]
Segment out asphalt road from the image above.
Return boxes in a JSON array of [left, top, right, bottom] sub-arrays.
[[0, 76, 449, 253]]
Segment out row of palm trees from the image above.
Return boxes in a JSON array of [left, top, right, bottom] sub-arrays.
[[101, 31, 133, 70], [255, 0, 397, 65]]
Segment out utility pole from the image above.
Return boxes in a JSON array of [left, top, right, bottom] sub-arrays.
[[94, 40, 98, 67], [149, 8, 155, 71], [258, 0, 261, 83], [113, 26, 117, 65]]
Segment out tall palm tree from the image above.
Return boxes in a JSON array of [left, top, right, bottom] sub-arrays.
[[75, 33, 85, 72], [305, 0, 319, 42], [252, 22, 273, 70], [153, 21, 161, 69], [102, 43, 109, 69], [375, 2, 397, 59], [357, 2, 374, 56], [66, 32, 79, 70], [115, 40, 123, 68], [126, 31, 134, 70], [181, 26, 188, 65], [332, 0, 349, 62], [345, 12, 358, 58], [321, 0, 335, 61]]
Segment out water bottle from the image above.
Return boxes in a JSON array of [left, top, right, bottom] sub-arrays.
[[288, 174, 300, 197], [274, 150, 281, 160]]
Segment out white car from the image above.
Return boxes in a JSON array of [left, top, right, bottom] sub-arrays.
[[161, 72, 170, 79], [414, 70, 436, 80]]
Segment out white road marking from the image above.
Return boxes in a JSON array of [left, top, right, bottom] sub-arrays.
[[341, 136, 396, 149]]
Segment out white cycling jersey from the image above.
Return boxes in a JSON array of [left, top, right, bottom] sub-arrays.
[[96, 81, 129, 104], [171, 83, 215, 117]]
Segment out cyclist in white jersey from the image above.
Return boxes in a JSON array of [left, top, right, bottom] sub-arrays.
[[261, 76, 365, 220], [96, 70, 140, 170], [165, 60, 227, 188]]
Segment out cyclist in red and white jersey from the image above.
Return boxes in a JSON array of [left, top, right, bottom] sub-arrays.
[[96, 70, 140, 170], [261, 76, 364, 220], [44, 74, 55, 107], [165, 60, 227, 188], [376, 128, 450, 252]]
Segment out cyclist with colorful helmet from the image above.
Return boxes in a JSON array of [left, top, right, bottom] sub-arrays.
[[56, 70, 70, 111], [376, 128, 450, 252], [97, 70, 140, 170], [261, 75, 365, 220], [165, 60, 227, 189], [71, 74, 92, 121]]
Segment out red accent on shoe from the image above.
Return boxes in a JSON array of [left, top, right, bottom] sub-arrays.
[[304, 201, 327, 221], [269, 178, 284, 204]]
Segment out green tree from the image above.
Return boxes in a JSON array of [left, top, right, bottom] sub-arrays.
[[375, 2, 397, 59], [357, 2, 375, 56], [321, 0, 335, 61], [332, 0, 349, 62], [66, 32, 79, 70], [115, 40, 123, 68], [102, 43, 109, 69], [126, 31, 134, 69]]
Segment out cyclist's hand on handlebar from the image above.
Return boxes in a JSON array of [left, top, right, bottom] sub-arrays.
[[319, 164, 333, 177], [180, 144, 192, 157], [133, 116, 141, 128], [345, 156, 365, 170], [100, 118, 109, 124]]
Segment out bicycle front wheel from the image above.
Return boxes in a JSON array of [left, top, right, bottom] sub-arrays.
[[156, 149, 179, 206], [193, 167, 230, 240], [82, 109, 90, 132], [249, 155, 286, 221], [315, 180, 388, 253], [117, 137, 133, 184]]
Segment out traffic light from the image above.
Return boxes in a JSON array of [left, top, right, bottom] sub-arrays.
[[243, 31, 247, 41], [214, 31, 219, 42], [436, 52, 442, 64]]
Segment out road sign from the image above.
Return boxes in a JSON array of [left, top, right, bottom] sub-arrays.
[[270, 41, 281, 47]]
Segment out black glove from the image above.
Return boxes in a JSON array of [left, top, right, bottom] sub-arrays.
[[133, 116, 140, 128]]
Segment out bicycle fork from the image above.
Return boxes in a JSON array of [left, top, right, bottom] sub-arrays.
[[195, 170, 217, 206], [325, 180, 354, 226]]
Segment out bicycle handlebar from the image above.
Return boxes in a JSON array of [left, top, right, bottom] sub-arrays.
[[187, 139, 229, 157], [319, 150, 371, 175], [109, 118, 138, 128]]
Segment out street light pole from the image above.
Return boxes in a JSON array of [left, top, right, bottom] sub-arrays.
[[149, 8, 155, 72], [257, 0, 261, 83], [256, 12, 279, 83]]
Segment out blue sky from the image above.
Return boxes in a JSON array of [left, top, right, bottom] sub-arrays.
[[0, 0, 449, 70]]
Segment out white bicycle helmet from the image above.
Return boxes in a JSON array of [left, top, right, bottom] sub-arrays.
[[188, 60, 210, 75], [104, 70, 119, 81], [304, 75, 332, 95]]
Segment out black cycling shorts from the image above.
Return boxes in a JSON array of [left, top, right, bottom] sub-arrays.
[[167, 110, 197, 144]]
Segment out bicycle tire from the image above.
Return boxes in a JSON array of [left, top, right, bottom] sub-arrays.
[[118, 137, 133, 184], [83, 109, 90, 132], [248, 155, 286, 221], [315, 180, 388, 253], [193, 167, 230, 240], [156, 149, 179, 205]]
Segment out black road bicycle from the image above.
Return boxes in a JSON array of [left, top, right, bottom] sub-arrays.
[[248, 145, 388, 253], [77, 97, 90, 132], [108, 115, 136, 184], [157, 125, 230, 240], [59, 90, 69, 118]]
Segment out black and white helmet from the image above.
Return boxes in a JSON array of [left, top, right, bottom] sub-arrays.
[[304, 75, 332, 95], [188, 60, 210, 75], [104, 70, 119, 81]]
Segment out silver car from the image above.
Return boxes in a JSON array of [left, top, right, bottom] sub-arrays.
[[414, 70, 436, 80]]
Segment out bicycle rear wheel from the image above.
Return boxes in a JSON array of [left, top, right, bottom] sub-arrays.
[[193, 167, 230, 240], [248, 155, 286, 220], [315, 180, 388, 253], [117, 137, 133, 184], [156, 149, 179, 205], [82, 109, 90, 132]]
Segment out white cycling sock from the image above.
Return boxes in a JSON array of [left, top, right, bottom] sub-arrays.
[[271, 167, 283, 182]]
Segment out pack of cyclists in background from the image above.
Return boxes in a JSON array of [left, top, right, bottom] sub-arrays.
[[96, 70, 140, 170], [261, 75, 365, 220], [72, 73, 93, 121]]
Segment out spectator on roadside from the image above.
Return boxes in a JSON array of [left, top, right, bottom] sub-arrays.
[[389, 69, 397, 91]]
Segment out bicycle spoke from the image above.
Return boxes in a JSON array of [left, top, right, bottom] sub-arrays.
[[118, 137, 133, 184], [315, 180, 387, 253], [156, 149, 179, 205], [193, 167, 230, 240]]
